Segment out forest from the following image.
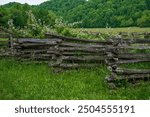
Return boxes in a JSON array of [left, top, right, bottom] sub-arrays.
[[0, 0, 150, 29]]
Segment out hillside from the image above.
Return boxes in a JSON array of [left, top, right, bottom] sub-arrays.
[[39, 0, 150, 28], [0, 0, 150, 28]]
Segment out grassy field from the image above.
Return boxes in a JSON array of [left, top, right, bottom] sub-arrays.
[[73, 27, 150, 34], [0, 58, 150, 100]]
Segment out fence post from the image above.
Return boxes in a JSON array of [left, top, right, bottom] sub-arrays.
[[105, 38, 124, 88], [46, 33, 63, 73], [52, 40, 63, 73], [9, 34, 13, 55], [105, 38, 117, 87]]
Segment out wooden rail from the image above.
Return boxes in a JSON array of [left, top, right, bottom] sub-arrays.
[[105, 38, 150, 85], [45, 33, 113, 71]]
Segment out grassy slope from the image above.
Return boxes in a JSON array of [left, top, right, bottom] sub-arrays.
[[0, 59, 150, 100]]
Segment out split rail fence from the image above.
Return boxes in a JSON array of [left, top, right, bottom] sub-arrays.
[[0, 28, 150, 84]]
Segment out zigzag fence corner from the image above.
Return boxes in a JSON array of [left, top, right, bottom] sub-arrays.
[[0, 29, 150, 86], [105, 37, 150, 85]]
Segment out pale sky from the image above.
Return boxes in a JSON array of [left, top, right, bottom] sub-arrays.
[[0, 0, 48, 5]]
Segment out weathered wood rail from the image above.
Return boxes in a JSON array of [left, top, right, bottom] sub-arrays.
[[12, 34, 112, 70], [119, 32, 150, 39], [105, 38, 150, 85], [45, 33, 114, 71], [13, 38, 61, 62]]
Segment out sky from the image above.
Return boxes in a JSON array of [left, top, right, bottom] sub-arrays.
[[0, 0, 48, 5]]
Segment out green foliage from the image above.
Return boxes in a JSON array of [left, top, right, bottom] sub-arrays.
[[53, 18, 109, 39], [7, 11, 52, 38], [137, 10, 150, 27], [39, 0, 150, 28], [26, 10, 46, 37], [0, 3, 30, 27], [0, 2, 57, 29], [120, 18, 134, 27], [54, 18, 77, 37]]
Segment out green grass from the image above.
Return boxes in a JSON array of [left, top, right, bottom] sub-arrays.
[[0, 58, 150, 100], [73, 27, 150, 34], [121, 62, 150, 70]]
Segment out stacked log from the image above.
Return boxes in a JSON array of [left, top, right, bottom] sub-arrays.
[[46, 33, 113, 71], [106, 38, 150, 84], [13, 38, 62, 62]]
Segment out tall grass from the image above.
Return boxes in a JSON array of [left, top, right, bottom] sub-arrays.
[[0, 58, 150, 100]]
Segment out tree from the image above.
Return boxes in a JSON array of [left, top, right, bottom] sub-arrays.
[[11, 10, 26, 27], [137, 10, 150, 27]]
